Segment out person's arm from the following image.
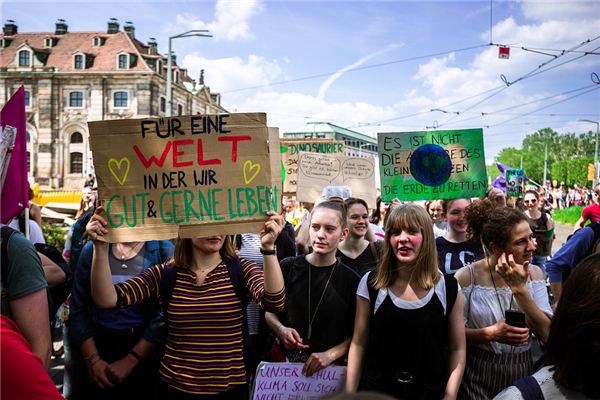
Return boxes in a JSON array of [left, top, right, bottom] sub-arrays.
[[303, 338, 350, 377], [105, 338, 156, 385], [258, 212, 286, 312], [545, 213, 554, 230], [496, 254, 551, 343], [573, 216, 585, 232], [345, 296, 370, 392], [38, 252, 66, 288], [265, 311, 310, 350], [10, 290, 51, 368], [80, 337, 114, 390], [85, 207, 117, 308], [444, 292, 466, 400]]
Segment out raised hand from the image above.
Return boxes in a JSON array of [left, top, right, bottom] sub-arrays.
[[496, 252, 529, 289]]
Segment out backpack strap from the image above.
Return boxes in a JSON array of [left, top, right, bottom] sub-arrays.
[[1, 226, 19, 289], [513, 375, 544, 400]]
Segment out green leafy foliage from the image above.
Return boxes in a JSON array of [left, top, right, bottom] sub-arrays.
[[42, 223, 68, 252], [550, 157, 594, 187], [552, 206, 584, 224]]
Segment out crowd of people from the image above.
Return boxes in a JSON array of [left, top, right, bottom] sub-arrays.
[[1, 180, 600, 400]]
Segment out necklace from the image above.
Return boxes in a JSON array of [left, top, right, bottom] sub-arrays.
[[115, 243, 143, 270], [486, 257, 514, 314], [307, 259, 338, 341]]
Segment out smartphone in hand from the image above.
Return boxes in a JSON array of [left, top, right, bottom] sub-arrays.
[[505, 310, 526, 327]]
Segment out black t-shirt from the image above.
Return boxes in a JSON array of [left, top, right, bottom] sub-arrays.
[[336, 241, 381, 278], [435, 237, 483, 277], [279, 256, 360, 358]]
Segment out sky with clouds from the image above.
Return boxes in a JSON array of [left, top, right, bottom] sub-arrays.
[[3, 0, 600, 161]]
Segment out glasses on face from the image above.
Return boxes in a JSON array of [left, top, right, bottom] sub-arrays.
[[523, 199, 537, 204]]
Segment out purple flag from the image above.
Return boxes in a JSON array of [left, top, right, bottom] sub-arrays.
[[1, 86, 29, 224]]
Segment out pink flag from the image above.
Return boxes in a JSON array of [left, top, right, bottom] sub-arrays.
[[1, 86, 29, 224]]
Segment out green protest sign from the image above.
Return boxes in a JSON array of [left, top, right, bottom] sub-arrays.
[[506, 168, 525, 197], [88, 113, 281, 242], [378, 128, 487, 201]]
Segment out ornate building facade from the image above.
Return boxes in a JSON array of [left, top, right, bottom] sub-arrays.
[[0, 19, 224, 189]]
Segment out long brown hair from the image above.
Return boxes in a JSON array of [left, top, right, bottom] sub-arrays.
[[173, 236, 237, 268], [372, 203, 439, 290]]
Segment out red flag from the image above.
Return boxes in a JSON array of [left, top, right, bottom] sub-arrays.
[[1, 86, 29, 224], [498, 46, 510, 59]]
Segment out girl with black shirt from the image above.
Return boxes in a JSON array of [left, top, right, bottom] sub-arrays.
[[337, 198, 381, 277], [266, 201, 360, 376], [346, 203, 466, 399]]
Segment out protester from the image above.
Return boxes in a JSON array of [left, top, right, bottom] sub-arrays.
[[547, 222, 600, 303], [436, 199, 483, 277], [346, 203, 465, 399], [337, 198, 381, 277], [487, 186, 507, 208], [0, 315, 63, 400], [455, 200, 552, 399], [494, 253, 600, 399], [522, 190, 554, 276], [267, 201, 360, 376], [86, 207, 285, 399], [573, 183, 600, 232], [70, 239, 174, 399], [426, 199, 448, 238], [0, 226, 51, 368], [8, 210, 45, 244]]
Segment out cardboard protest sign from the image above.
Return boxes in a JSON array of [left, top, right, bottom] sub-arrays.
[[295, 152, 376, 208], [378, 128, 487, 201], [88, 113, 281, 242], [506, 168, 525, 197], [280, 139, 344, 194], [253, 362, 346, 400]]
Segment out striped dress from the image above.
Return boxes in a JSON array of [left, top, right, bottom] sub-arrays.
[[114, 258, 285, 395]]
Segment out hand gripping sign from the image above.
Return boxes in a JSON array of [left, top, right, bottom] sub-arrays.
[[88, 113, 281, 242]]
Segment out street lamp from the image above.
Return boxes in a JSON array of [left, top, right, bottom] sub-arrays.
[[579, 119, 599, 186], [167, 30, 212, 117]]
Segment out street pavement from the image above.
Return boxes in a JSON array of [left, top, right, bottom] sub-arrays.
[[49, 222, 576, 395]]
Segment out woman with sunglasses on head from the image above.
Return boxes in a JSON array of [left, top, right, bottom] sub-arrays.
[[454, 199, 552, 399], [337, 198, 382, 277], [522, 190, 554, 277], [86, 206, 286, 399]]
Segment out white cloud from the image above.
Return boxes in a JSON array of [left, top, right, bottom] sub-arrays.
[[520, 0, 599, 21], [182, 53, 283, 96], [173, 0, 263, 41]]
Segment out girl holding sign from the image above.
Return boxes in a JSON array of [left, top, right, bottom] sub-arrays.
[[86, 207, 286, 399], [266, 201, 361, 377], [454, 200, 552, 399], [346, 203, 466, 399]]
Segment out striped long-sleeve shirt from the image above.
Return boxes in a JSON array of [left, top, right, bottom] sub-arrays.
[[115, 258, 285, 395]]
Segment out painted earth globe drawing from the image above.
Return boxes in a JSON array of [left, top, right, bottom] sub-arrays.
[[409, 144, 452, 186]]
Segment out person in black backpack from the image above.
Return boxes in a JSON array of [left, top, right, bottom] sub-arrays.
[[346, 203, 465, 399], [86, 206, 286, 400]]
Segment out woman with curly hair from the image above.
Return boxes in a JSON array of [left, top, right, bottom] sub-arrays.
[[455, 199, 552, 399]]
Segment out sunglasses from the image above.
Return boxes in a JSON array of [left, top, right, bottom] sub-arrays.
[[523, 199, 538, 204]]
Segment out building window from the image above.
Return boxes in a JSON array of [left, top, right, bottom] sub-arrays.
[[18, 50, 31, 66], [177, 104, 183, 116], [174, 70, 179, 84], [70, 152, 83, 174], [114, 91, 128, 107], [160, 97, 166, 113], [70, 132, 83, 144], [74, 54, 84, 69], [45, 38, 52, 48], [69, 91, 83, 107], [157, 60, 162, 74], [93, 37, 102, 47], [24, 90, 30, 107], [118, 54, 128, 69]]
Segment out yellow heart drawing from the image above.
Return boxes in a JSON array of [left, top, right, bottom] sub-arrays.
[[243, 160, 261, 184], [108, 157, 131, 186]]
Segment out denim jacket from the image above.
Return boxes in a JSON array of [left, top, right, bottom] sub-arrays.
[[69, 240, 174, 349]]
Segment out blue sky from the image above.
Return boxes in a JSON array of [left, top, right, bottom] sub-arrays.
[[3, 0, 600, 161]]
